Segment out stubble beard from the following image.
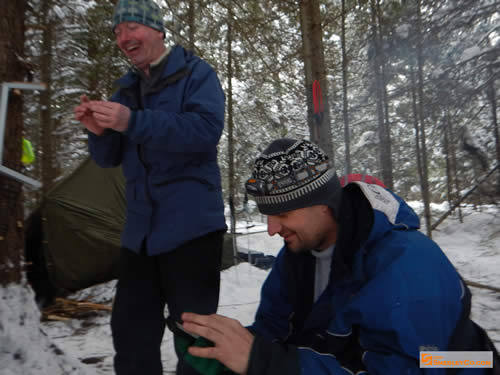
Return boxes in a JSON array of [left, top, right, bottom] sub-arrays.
[[287, 232, 328, 254]]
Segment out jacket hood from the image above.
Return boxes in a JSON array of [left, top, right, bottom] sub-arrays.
[[356, 182, 420, 247], [332, 182, 420, 283]]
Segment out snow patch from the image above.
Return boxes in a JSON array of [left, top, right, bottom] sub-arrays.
[[0, 284, 95, 375]]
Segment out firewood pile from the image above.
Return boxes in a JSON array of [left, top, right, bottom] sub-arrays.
[[42, 297, 112, 321]]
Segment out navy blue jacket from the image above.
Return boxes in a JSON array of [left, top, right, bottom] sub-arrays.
[[247, 182, 496, 375], [88, 45, 227, 255]]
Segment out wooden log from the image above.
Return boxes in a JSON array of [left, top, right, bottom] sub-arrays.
[[431, 164, 498, 231], [465, 279, 500, 293], [45, 314, 71, 321]]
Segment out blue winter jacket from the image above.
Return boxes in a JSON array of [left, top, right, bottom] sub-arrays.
[[88, 45, 227, 255], [247, 182, 495, 375]]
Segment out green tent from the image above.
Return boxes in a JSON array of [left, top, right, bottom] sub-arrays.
[[26, 157, 234, 300], [26, 158, 125, 296]]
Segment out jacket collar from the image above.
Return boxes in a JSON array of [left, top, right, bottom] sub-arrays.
[[331, 182, 420, 284], [331, 183, 374, 284], [114, 45, 189, 89]]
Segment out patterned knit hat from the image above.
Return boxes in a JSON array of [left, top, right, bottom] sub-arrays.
[[246, 139, 342, 217], [112, 0, 165, 34]]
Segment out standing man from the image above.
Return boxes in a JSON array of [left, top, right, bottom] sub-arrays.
[[181, 139, 499, 374], [74, 1, 226, 374]]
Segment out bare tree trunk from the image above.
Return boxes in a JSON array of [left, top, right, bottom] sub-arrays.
[[410, 62, 424, 198], [443, 116, 453, 207], [415, 0, 432, 237], [0, 0, 28, 285], [486, 64, 500, 195], [299, 0, 334, 164], [381, 65, 393, 189], [443, 109, 462, 223], [272, 71, 288, 137], [369, 0, 393, 189], [226, 6, 236, 235], [341, 0, 350, 175], [187, 0, 196, 50], [40, 0, 57, 195], [432, 165, 498, 230], [446, 109, 463, 222]]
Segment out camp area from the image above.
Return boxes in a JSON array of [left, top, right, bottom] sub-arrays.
[[24, 203, 500, 374], [1, 1, 500, 374], [25, 157, 273, 305]]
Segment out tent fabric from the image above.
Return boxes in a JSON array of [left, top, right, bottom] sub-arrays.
[[40, 157, 126, 293], [28, 157, 235, 295]]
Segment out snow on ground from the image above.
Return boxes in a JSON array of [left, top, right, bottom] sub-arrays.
[[0, 284, 94, 375], [0, 205, 499, 374], [432, 205, 500, 347], [30, 263, 270, 374]]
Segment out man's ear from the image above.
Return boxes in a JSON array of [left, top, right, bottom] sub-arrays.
[[322, 205, 336, 221], [320, 205, 330, 214]]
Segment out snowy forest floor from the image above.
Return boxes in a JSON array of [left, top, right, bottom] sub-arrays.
[[1, 203, 499, 375]]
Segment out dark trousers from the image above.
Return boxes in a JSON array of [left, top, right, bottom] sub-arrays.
[[111, 231, 224, 375]]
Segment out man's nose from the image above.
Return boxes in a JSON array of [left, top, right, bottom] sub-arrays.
[[267, 216, 282, 236], [116, 30, 129, 45]]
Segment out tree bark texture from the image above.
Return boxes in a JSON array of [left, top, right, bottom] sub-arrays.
[[40, 0, 57, 195], [486, 64, 500, 195], [0, 0, 28, 286], [341, 0, 351, 175], [187, 0, 196, 50], [226, 7, 236, 235], [299, 0, 334, 165], [415, 0, 432, 237], [447, 109, 463, 222], [369, 0, 393, 189], [443, 109, 462, 223]]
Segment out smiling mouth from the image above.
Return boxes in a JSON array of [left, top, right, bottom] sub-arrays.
[[125, 45, 140, 54]]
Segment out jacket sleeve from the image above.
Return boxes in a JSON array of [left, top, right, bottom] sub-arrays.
[[123, 61, 225, 152], [247, 336, 371, 375], [247, 245, 434, 375], [248, 248, 295, 340], [88, 130, 123, 168], [248, 311, 424, 375]]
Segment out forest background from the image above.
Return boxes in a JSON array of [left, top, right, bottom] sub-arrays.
[[0, 0, 499, 286]]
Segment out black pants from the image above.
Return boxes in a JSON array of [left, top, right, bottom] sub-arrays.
[[111, 231, 224, 375]]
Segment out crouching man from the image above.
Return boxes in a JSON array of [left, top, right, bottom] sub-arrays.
[[182, 139, 499, 375]]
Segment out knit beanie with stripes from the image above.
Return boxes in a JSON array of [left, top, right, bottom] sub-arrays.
[[112, 0, 165, 34], [245, 139, 342, 217]]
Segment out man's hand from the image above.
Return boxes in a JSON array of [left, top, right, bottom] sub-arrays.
[[87, 100, 131, 133], [181, 312, 254, 375], [74, 94, 106, 136]]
